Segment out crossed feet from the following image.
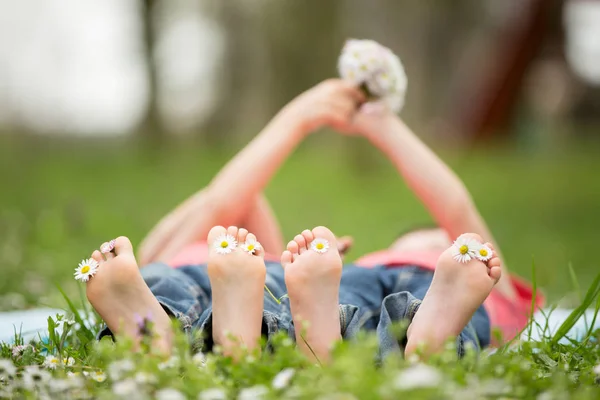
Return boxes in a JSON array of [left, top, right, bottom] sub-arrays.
[[85, 228, 501, 362]]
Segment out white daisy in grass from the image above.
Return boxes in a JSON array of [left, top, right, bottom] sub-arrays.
[[213, 234, 237, 255], [74, 258, 99, 282], [451, 236, 480, 263], [43, 355, 60, 369], [241, 238, 262, 255], [474, 244, 494, 262], [63, 357, 75, 367], [89, 371, 106, 382], [310, 238, 330, 254]]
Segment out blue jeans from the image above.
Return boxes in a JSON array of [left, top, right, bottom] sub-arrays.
[[100, 263, 490, 358]]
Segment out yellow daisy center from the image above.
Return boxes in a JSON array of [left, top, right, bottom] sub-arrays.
[[459, 245, 469, 255], [247, 244, 255, 251], [220, 241, 229, 248], [81, 265, 90, 274], [51, 359, 58, 364], [316, 243, 325, 250], [479, 249, 488, 257]]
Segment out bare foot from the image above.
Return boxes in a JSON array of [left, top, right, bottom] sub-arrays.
[[87, 237, 173, 354], [282, 226, 343, 363], [405, 233, 502, 357], [207, 226, 266, 356]]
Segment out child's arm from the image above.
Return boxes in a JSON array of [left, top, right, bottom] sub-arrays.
[[352, 110, 516, 299], [139, 80, 364, 264]]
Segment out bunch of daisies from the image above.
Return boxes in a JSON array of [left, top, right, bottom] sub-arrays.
[[452, 235, 494, 263], [338, 38, 407, 113]]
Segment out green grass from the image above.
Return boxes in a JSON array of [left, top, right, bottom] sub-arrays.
[[0, 134, 600, 398]]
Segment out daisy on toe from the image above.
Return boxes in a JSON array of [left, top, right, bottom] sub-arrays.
[[310, 238, 330, 254], [74, 258, 99, 282], [241, 238, 261, 255], [451, 236, 480, 263], [213, 234, 237, 255], [474, 244, 493, 262]]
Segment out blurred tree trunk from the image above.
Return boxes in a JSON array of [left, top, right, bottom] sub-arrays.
[[138, 0, 164, 140]]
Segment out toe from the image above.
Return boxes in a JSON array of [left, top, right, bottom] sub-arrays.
[[301, 230, 314, 246], [101, 242, 114, 260], [91, 250, 104, 264], [287, 240, 299, 262], [114, 237, 134, 256], [238, 228, 249, 244], [227, 226, 239, 238], [489, 266, 502, 283], [295, 234, 307, 254], [310, 226, 338, 253], [207, 226, 227, 243], [456, 232, 485, 244], [281, 250, 293, 267]]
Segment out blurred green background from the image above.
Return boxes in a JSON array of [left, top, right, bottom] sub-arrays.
[[1, 0, 600, 309]]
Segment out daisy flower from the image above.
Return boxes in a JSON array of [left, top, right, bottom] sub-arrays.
[[74, 258, 99, 282], [451, 236, 480, 263], [43, 355, 60, 369], [474, 244, 494, 262], [0, 359, 16, 378], [63, 357, 75, 367], [213, 234, 237, 254], [100, 239, 116, 254], [310, 238, 330, 254], [241, 238, 262, 255]]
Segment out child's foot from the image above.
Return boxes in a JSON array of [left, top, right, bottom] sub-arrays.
[[87, 237, 173, 353], [405, 233, 502, 357], [207, 226, 266, 356], [282, 226, 343, 363]]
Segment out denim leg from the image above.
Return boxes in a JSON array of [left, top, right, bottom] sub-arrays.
[[338, 265, 491, 359], [97, 262, 294, 351]]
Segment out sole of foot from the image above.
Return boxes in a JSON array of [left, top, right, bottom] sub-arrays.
[[207, 226, 267, 357], [282, 226, 343, 363], [87, 237, 173, 354], [405, 233, 502, 358]]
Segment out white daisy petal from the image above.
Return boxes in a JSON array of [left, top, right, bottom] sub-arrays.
[[474, 244, 494, 262], [43, 355, 60, 369], [213, 234, 237, 255], [241, 238, 262, 255], [74, 258, 99, 282], [310, 238, 330, 254], [451, 236, 482, 264]]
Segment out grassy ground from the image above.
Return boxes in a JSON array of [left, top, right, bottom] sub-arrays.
[[0, 134, 600, 398]]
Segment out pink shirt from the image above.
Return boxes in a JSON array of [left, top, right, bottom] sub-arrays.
[[355, 249, 545, 344]]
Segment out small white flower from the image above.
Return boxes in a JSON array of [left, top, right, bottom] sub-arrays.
[[43, 355, 60, 369], [0, 359, 16, 378], [451, 235, 481, 263], [156, 388, 186, 400], [272, 368, 295, 390], [310, 238, 330, 254], [594, 363, 600, 375], [100, 239, 116, 254], [112, 378, 139, 397], [474, 244, 493, 262], [134, 372, 157, 385], [238, 385, 268, 400], [90, 370, 107, 382], [158, 355, 180, 370], [108, 359, 135, 380], [192, 352, 207, 367], [22, 366, 51, 390], [74, 258, 99, 282], [213, 234, 237, 255], [63, 356, 75, 367], [48, 379, 71, 393], [241, 238, 262, 255], [199, 388, 227, 400], [12, 344, 33, 358], [394, 363, 443, 390]]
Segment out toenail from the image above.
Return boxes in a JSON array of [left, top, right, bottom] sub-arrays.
[[100, 239, 116, 254]]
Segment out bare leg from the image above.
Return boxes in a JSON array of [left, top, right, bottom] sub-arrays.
[[405, 233, 501, 358]]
